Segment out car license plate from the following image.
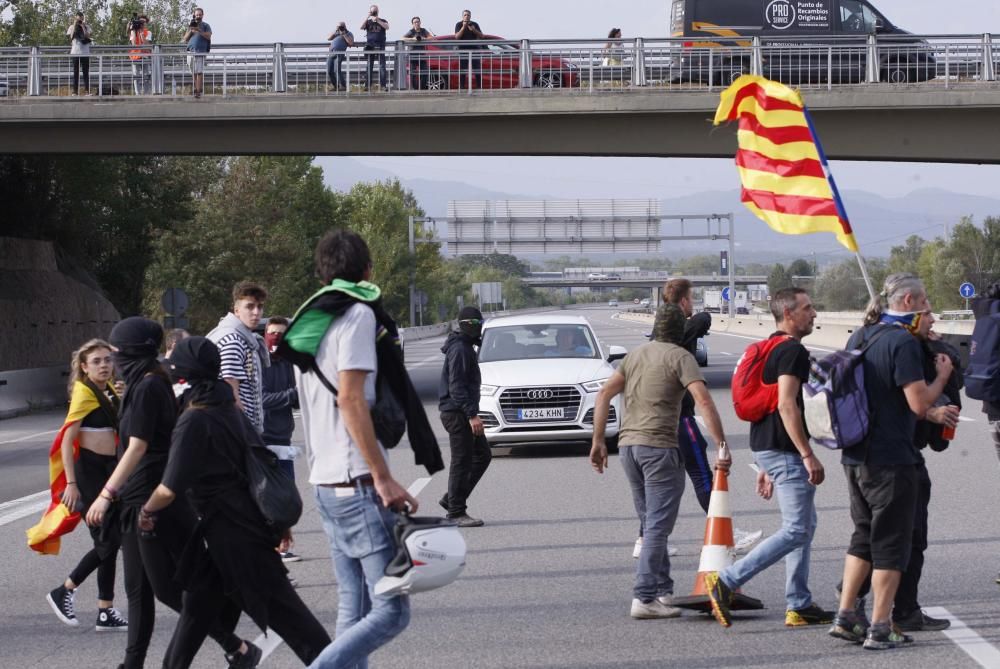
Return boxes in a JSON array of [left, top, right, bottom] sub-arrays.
[[517, 408, 564, 420]]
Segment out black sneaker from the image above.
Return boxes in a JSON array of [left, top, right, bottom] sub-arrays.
[[279, 550, 302, 563], [438, 495, 449, 513], [829, 614, 868, 643], [46, 585, 79, 627], [785, 603, 835, 626], [894, 609, 951, 632], [449, 514, 484, 528], [704, 571, 733, 628], [96, 607, 128, 632], [226, 641, 263, 668], [863, 625, 914, 650]]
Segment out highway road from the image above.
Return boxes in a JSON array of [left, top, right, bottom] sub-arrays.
[[1, 305, 998, 668]]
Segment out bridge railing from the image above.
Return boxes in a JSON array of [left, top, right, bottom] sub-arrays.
[[1, 34, 999, 99]]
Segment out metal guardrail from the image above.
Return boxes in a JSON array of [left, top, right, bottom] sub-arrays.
[[1, 33, 999, 99]]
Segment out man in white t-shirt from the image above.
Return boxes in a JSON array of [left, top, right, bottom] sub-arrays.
[[294, 229, 416, 667]]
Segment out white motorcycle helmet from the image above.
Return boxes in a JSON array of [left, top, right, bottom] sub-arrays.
[[374, 514, 467, 597]]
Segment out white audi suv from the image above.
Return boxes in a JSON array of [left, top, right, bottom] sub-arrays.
[[477, 314, 626, 449]]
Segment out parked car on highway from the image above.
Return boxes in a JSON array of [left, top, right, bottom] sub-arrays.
[[639, 298, 650, 308], [608, 299, 619, 307], [736, 306, 750, 315], [587, 272, 608, 281], [477, 314, 626, 449], [415, 36, 580, 90]]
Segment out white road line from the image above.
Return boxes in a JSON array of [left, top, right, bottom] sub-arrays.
[[713, 331, 837, 353], [0, 490, 49, 527], [404, 353, 444, 370], [254, 630, 286, 665], [0, 429, 58, 445], [719, 351, 734, 356], [924, 606, 1000, 668], [407, 477, 432, 497]]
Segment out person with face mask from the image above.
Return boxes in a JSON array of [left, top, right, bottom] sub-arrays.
[[261, 316, 303, 563], [438, 306, 492, 527]]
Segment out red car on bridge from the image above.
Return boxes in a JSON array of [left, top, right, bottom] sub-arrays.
[[409, 36, 579, 90]]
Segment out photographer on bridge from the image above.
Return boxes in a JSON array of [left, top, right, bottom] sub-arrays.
[[128, 14, 153, 96], [183, 7, 212, 99], [360, 5, 389, 91], [66, 11, 92, 96]]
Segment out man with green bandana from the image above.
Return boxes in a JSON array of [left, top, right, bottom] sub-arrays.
[[280, 229, 417, 667]]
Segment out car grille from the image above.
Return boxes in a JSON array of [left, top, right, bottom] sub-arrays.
[[479, 412, 499, 429], [581, 406, 617, 425], [499, 386, 581, 423]]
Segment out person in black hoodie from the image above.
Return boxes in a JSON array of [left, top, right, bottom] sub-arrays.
[[84, 318, 256, 669], [141, 337, 331, 667], [438, 306, 491, 527]]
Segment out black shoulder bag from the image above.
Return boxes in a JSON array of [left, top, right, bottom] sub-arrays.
[[311, 364, 407, 449]]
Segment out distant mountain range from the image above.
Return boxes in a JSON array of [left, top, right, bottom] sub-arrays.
[[321, 158, 1000, 263]]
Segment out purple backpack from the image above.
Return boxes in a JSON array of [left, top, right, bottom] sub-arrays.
[[802, 327, 892, 450]]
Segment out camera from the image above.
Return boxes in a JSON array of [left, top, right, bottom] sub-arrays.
[[189, 15, 200, 28], [128, 13, 144, 32]]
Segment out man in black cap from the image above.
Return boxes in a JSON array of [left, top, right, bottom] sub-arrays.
[[438, 306, 491, 527]]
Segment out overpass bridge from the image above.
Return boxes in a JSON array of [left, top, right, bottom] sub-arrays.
[[524, 274, 767, 289], [3, 35, 1000, 160]]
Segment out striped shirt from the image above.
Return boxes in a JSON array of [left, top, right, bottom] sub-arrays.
[[217, 332, 263, 431]]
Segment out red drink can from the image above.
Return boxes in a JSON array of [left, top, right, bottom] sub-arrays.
[[942, 424, 956, 440]]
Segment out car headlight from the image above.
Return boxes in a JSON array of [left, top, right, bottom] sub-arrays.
[[480, 384, 499, 396], [582, 378, 608, 393]]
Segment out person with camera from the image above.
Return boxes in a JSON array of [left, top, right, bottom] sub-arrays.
[[326, 22, 354, 92], [359, 5, 389, 91], [128, 14, 153, 96], [454, 9, 484, 90], [66, 11, 92, 96], [183, 7, 212, 99], [403, 16, 434, 90]]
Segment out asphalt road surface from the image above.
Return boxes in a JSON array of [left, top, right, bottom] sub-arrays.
[[2, 306, 999, 668]]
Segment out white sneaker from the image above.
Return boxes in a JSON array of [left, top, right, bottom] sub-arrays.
[[630, 598, 682, 619], [633, 538, 680, 559], [657, 594, 674, 606], [734, 528, 764, 555]]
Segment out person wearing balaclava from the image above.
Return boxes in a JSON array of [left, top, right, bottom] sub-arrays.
[[140, 337, 331, 667], [437, 306, 492, 527], [84, 317, 255, 669]]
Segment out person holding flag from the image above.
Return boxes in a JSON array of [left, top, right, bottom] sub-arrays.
[[28, 339, 128, 632]]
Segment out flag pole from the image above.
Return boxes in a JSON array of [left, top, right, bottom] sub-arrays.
[[802, 105, 876, 301]]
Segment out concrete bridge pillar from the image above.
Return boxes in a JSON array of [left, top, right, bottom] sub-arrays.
[[28, 46, 40, 96], [865, 34, 880, 83], [151, 44, 164, 95], [982, 33, 995, 82], [632, 38, 646, 87], [519, 40, 532, 88], [751, 36, 762, 76], [272, 43, 287, 93]]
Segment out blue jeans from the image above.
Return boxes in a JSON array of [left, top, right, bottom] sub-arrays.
[[719, 449, 817, 610], [620, 445, 686, 601], [310, 484, 410, 669], [327, 53, 346, 89]]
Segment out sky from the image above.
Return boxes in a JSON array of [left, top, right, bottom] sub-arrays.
[[206, 0, 1000, 201]]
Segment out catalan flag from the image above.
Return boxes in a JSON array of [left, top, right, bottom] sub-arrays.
[[714, 75, 859, 253]]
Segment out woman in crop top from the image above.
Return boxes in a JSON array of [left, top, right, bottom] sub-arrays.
[[30, 339, 128, 631]]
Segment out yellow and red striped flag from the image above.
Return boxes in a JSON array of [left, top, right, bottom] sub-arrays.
[[713, 75, 859, 253]]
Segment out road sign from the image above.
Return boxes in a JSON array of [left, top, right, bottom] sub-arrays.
[[720, 251, 728, 275], [721, 287, 732, 302], [160, 287, 189, 316], [959, 282, 976, 298]]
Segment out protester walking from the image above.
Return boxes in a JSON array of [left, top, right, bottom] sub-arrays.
[[705, 288, 834, 628], [327, 22, 354, 91], [262, 316, 303, 562], [67, 11, 92, 96], [207, 281, 269, 434], [631, 281, 761, 559], [829, 273, 952, 651], [438, 306, 492, 527], [141, 337, 331, 667], [280, 229, 444, 668], [360, 5, 389, 90], [590, 304, 731, 620], [28, 339, 126, 632], [84, 318, 256, 669]]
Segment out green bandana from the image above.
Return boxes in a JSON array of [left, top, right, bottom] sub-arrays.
[[283, 279, 381, 360]]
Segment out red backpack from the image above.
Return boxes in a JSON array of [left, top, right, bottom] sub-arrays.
[[731, 334, 793, 423]]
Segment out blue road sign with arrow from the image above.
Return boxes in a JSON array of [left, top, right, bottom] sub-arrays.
[[721, 287, 732, 301], [960, 282, 976, 299]]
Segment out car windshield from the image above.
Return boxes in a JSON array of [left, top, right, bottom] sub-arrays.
[[479, 324, 599, 362]]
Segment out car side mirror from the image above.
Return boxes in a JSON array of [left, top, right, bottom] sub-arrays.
[[607, 345, 627, 362]]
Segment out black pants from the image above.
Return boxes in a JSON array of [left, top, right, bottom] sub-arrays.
[[163, 554, 330, 667], [440, 410, 492, 516], [850, 462, 931, 617], [409, 53, 427, 90], [68, 448, 120, 601], [365, 45, 387, 88], [72, 55, 90, 93], [120, 503, 242, 669]]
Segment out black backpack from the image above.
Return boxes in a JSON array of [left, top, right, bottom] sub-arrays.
[[965, 298, 1000, 401]]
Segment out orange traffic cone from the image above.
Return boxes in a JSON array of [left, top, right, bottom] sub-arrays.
[[672, 462, 763, 612]]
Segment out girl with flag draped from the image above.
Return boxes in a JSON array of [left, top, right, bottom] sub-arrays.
[[28, 338, 128, 631]]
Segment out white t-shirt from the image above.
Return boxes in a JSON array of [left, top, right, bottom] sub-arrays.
[[297, 303, 383, 485]]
